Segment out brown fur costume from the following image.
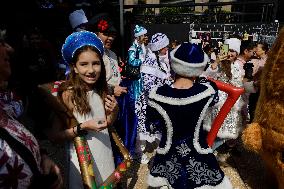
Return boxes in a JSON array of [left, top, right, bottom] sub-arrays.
[[242, 27, 284, 189]]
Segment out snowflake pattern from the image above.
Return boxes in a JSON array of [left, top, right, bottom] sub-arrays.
[[186, 157, 222, 185], [176, 143, 191, 157], [136, 73, 165, 133], [151, 155, 182, 185]]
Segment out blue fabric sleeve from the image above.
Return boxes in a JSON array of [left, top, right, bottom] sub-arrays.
[[128, 49, 142, 67]]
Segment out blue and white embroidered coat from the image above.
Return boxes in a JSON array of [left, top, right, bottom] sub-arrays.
[[145, 81, 232, 189], [127, 39, 147, 101], [136, 51, 172, 141], [117, 40, 147, 157]]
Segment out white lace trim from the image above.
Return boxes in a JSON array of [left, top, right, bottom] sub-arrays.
[[148, 100, 173, 155], [149, 83, 215, 106], [193, 96, 213, 154]]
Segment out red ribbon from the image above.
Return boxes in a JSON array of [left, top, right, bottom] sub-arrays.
[[206, 79, 245, 147]]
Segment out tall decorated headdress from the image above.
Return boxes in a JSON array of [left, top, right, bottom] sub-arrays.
[[170, 42, 209, 77], [149, 33, 169, 52], [134, 25, 147, 38], [62, 31, 104, 65]]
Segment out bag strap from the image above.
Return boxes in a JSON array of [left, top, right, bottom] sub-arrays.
[[0, 127, 41, 176]]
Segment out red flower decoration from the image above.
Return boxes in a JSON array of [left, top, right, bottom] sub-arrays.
[[98, 19, 109, 32]]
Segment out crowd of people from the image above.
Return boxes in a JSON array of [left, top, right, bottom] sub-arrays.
[[0, 7, 277, 189]]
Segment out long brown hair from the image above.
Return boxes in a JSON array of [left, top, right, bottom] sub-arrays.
[[59, 45, 108, 115], [220, 59, 232, 80]]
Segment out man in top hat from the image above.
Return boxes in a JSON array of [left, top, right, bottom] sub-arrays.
[[89, 13, 127, 97]]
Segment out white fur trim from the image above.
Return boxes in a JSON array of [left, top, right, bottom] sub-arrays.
[[148, 100, 173, 155], [134, 29, 147, 37], [170, 46, 209, 77], [149, 84, 215, 106], [147, 174, 172, 188], [193, 94, 213, 154], [141, 65, 168, 79]]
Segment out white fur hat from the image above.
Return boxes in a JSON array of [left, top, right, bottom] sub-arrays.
[[149, 33, 169, 52], [134, 25, 147, 37], [224, 38, 241, 54], [170, 42, 209, 77], [69, 9, 88, 30]]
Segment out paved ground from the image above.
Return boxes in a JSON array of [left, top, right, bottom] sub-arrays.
[[124, 143, 270, 189], [39, 138, 270, 189]]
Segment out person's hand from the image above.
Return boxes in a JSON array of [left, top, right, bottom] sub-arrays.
[[114, 85, 127, 97], [218, 54, 229, 61], [82, 119, 108, 132], [211, 54, 229, 70], [105, 95, 118, 115], [41, 154, 63, 189]]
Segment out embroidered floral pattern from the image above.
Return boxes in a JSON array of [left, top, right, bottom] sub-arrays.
[[151, 155, 182, 185], [176, 143, 191, 157], [0, 156, 28, 188], [136, 73, 165, 134], [186, 157, 222, 185], [17, 130, 37, 154]]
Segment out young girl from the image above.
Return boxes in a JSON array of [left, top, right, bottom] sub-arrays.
[[47, 31, 118, 188], [202, 38, 244, 151], [145, 42, 232, 188], [136, 33, 172, 155]]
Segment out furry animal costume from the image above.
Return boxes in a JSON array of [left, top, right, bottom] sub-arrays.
[[242, 27, 284, 189]]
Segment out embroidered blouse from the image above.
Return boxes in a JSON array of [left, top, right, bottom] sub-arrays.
[[0, 91, 41, 189]]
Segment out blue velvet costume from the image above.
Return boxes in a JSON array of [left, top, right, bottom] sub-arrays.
[[117, 39, 147, 158], [146, 80, 232, 189]]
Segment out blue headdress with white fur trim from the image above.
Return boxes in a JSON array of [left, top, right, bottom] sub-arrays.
[[134, 25, 147, 38], [170, 42, 209, 77], [62, 31, 104, 65]]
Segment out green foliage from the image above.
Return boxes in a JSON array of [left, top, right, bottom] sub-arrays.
[[160, 7, 194, 15]]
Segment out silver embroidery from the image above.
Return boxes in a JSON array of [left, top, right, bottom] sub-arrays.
[[176, 143, 191, 157], [151, 155, 182, 185], [186, 157, 222, 185]]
